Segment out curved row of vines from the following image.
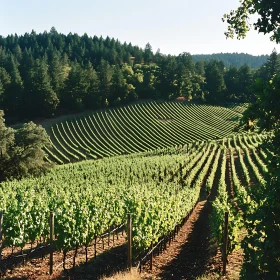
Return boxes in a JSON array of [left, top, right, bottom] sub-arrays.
[[44, 102, 247, 164]]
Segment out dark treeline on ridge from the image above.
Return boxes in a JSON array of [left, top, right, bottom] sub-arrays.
[[192, 53, 269, 69], [0, 28, 278, 123]]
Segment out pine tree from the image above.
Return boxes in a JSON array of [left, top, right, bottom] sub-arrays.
[[110, 65, 126, 103], [157, 56, 178, 99], [224, 66, 239, 101], [49, 50, 67, 93], [205, 61, 226, 103], [195, 61, 205, 76], [265, 48, 280, 80], [0, 46, 8, 68], [0, 67, 11, 111], [0, 67, 11, 90], [98, 59, 112, 106], [144, 43, 153, 64], [62, 61, 89, 111], [25, 57, 59, 118], [13, 44, 22, 62], [83, 61, 101, 109], [176, 52, 194, 72], [238, 65, 253, 102], [0, 110, 14, 159], [19, 48, 34, 91], [176, 62, 193, 100], [4, 55, 24, 118], [0, 81, 4, 107]]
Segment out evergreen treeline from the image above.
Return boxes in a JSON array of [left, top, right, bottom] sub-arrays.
[[0, 28, 275, 123], [192, 53, 269, 69]]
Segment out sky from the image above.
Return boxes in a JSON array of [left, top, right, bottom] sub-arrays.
[[1, 0, 279, 56]]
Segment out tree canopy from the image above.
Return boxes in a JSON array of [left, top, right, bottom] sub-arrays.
[[0, 111, 51, 181], [224, 0, 280, 43], [0, 29, 271, 123], [225, 1, 280, 278]]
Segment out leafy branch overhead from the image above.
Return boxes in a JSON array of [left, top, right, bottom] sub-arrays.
[[225, 0, 280, 278], [223, 0, 280, 43]]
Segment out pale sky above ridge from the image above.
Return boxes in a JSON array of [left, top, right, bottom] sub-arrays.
[[1, 0, 279, 56]]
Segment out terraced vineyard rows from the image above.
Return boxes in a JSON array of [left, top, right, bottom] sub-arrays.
[[0, 132, 268, 278], [44, 102, 247, 164]]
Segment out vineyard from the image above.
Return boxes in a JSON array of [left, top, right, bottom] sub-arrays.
[[43, 101, 247, 164], [0, 128, 269, 278]]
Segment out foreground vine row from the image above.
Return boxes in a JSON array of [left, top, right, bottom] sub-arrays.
[[0, 132, 267, 266]]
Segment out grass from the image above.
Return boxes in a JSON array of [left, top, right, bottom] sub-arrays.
[[100, 268, 142, 280]]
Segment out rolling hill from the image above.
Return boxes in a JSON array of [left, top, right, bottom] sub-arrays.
[[43, 101, 247, 164]]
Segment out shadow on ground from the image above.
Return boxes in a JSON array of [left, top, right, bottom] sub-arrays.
[[158, 202, 218, 280], [56, 243, 128, 280]]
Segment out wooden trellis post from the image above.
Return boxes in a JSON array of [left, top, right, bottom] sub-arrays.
[[50, 212, 55, 275], [127, 213, 132, 271], [222, 211, 229, 275], [0, 212, 3, 265]]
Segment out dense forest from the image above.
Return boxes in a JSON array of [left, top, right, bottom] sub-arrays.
[[0, 28, 278, 123], [192, 53, 269, 69]]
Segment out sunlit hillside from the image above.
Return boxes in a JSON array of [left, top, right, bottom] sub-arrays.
[[43, 101, 247, 164]]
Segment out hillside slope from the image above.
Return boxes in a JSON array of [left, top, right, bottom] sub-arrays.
[[43, 101, 247, 164], [192, 53, 268, 68]]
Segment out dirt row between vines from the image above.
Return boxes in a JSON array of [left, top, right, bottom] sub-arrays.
[[141, 200, 243, 280], [1, 230, 129, 279], [140, 149, 243, 279]]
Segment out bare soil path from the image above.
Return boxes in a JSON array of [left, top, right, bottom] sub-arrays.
[[1, 232, 128, 280], [140, 150, 243, 280], [142, 200, 218, 280]]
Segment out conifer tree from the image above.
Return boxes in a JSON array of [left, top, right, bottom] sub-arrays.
[[204, 61, 226, 103], [83, 61, 101, 109], [0, 67, 11, 110], [264, 48, 280, 81], [62, 61, 89, 111], [144, 43, 153, 64], [49, 50, 67, 93], [26, 57, 59, 118], [98, 59, 112, 106], [238, 65, 253, 102], [4, 55, 24, 117], [0, 46, 8, 68], [110, 65, 126, 103], [224, 65, 239, 101]]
